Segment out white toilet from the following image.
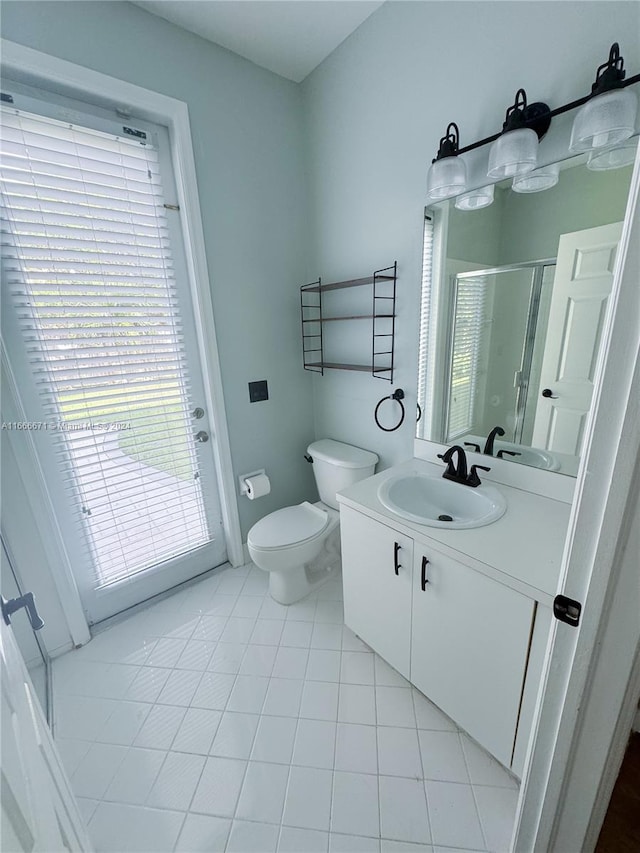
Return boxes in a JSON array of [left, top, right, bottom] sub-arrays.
[[247, 439, 379, 604]]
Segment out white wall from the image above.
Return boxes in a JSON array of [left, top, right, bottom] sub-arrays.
[[0, 0, 317, 542], [302, 0, 640, 468]]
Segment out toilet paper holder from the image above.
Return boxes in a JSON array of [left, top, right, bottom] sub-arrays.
[[239, 469, 266, 496]]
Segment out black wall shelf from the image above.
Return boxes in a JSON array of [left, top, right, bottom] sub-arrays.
[[300, 262, 397, 382]]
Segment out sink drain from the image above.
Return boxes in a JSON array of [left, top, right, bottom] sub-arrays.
[[438, 514, 454, 522]]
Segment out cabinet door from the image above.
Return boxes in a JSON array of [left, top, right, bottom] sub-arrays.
[[340, 506, 413, 679], [411, 546, 534, 767]]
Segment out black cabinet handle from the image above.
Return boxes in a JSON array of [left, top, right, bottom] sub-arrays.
[[393, 542, 401, 575], [421, 556, 430, 591]]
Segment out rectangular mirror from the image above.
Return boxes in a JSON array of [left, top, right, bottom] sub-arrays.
[[417, 146, 636, 476]]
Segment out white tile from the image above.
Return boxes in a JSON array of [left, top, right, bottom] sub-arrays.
[[279, 826, 329, 852], [250, 619, 285, 646], [99, 663, 142, 699], [76, 797, 99, 825], [342, 628, 370, 652], [192, 614, 229, 643], [425, 781, 485, 850], [172, 707, 222, 755], [55, 738, 91, 778], [241, 574, 269, 596], [205, 594, 239, 618], [134, 704, 186, 750], [77, 626, 156, 666], [156, 669, 202, 707], [281, 620, 314, 648], [301, 681, 339, 721], [341, 652, 375, 685], [144, 637, 187, 669], [147, 750, 205, 810], [292, 719, 336, 770], [191, 756, 246, 817], [260, 597, 290, 620], [207, 643, 246, 674], [283, 765, 333, 831], [227, 820, 280, 853], [191, 671, 236, 710], [174, 639, 215, 671], [54, 658, 113, 697], [307, 649, 342, 682], [71, 742, 128, 799], [220, 617, 256, 644], [331, 771, 379, 838], [227, 675, 270, 713], [473, 785, 519, 852], [418, 731, 469, 783], [104, 747, 165, 805], [232, 596, 264, 620], [379, 776, 431, 844], [460, 734, 519, 789], [175, 813, 230, 852], [315, 601, 344, 624], [338, 684, 376, 725], [216, 576, 246, 596], [55, 695, 118, 741], [285, 598, 318, 622], [251, 715, 297, 764], [432, 849, 482, 853], [317, 581, 343, 601], [374, 657, 410, 689], [96, 700, 151, 746], [236, 760, 289, 824], [381, 842, 433, 853], [272, 646, 310, 679], [330, 833, 381, 852], [126, 666, 170, 703], [377, 727, 422, 778], [239, 644, 278, 676], [376, 687, 416, 728], [210, 712, 259, 759], [89, 802, 183, 852], [412, 691, 457, 732], [263, 678, 304, 718], [311, 624, 343, 650], [335, 723, 377, 774]]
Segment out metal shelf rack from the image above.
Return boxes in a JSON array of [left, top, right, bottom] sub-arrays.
[[300, 262, 397, 382]]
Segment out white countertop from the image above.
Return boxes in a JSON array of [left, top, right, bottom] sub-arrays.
[[337, 458, 571, 604]]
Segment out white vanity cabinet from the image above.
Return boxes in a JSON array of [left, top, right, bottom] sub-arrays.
[[340, 506, 413, 679], [411, 543, 534, 768], [341, 504, 537, 771]]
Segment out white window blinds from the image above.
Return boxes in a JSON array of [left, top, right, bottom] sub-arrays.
[[1, 108, 211, 589], [417, 213, 434, 428]]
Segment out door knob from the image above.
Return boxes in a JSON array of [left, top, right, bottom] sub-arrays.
[[541, 388, 558, 399], [192, 407, 205, 420], [2, 593, 45, 630], [195, 430, 209, 443]]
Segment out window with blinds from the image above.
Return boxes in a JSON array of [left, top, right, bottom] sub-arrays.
[[1, 107, 211, 589], [447, 275, 489, 439], [417, 213, 434, 430]]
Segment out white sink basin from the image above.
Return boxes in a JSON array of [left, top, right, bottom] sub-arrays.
[[377, 473, 507, 529]]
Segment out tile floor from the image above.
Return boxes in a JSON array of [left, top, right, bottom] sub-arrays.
[[53, 564, 519, 853]]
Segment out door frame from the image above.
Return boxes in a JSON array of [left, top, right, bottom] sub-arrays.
[[0, 39, 244, 635]]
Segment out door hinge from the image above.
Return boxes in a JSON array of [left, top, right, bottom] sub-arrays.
[[553, 594, 582, 627]]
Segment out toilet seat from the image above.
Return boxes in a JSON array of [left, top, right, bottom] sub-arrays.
[[247, 501, 329, 551]]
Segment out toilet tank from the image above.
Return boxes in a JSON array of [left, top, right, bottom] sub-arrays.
[[308, 439, 379, 510]]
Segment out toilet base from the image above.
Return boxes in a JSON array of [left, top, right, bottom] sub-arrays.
[[268, 526, 341, 605]]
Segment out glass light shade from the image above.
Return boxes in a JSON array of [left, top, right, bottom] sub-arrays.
[[427, 156, 467, 201], [487, 128, 538, 179], [512, 162, 560, 193], [454, 184, 495, 210], [587, 137, 638, 170], [569, 89, 637, 152]]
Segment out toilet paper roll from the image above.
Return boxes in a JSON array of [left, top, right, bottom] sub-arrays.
[[244, 473, 271, 500]]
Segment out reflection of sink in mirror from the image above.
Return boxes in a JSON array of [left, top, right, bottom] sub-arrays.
[[378, 473, 506, 529], [461, 435, 560, 471]]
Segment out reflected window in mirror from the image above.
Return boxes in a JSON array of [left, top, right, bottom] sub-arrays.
[[416, 147, 637, 477]]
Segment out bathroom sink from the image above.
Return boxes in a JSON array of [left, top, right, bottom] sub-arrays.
[[377, 473, 506, 529]]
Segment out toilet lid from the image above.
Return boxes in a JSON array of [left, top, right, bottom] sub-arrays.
[[248, 502, 329, 550]]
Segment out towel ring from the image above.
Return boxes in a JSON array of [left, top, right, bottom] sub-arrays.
[[374, 388, 405, 432]]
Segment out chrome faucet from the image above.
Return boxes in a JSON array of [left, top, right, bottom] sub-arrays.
[[438, 445, 490, 488]]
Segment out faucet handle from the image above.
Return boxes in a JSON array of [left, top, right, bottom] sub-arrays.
[[464, 442, 481, 453], [467, 464, 490, 488], [497, 449, 521, 459]]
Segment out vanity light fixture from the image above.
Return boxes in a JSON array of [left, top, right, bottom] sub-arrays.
[[587, 137, 638, 171], [426, 122, 467, 201], [454, 184, 495, 210], [512, 162, 560, 193], [426, 42, 640, 206], [570, 44, 638, 153]]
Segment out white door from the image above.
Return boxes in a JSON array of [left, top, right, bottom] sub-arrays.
[[0, 96, 227, 624], [531, 222, 622, 455], [1, 616, 92, 852]]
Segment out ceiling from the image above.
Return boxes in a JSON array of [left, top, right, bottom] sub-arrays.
[[133, 1, 385, 83]]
